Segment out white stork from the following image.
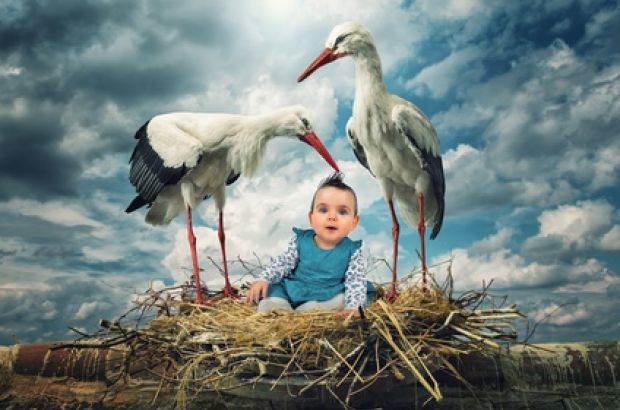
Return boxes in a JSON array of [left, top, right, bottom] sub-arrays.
[[298, 22, 445, 300], [126, 105, 339, 305]]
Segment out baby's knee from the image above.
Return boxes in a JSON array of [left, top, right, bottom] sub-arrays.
[[295, 293, 345, 312], [294, 300, 319, 312], [257, 297, 293, 313]]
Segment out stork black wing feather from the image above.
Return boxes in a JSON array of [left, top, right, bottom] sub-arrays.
[[226, 170, 241, 186], [427, 155, 445, 239], [126, 121, 188, 212], [401, 127, 445, 239], [347, 127, 375, 177]]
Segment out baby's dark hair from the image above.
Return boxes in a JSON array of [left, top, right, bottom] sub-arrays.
[[310, 173, 358, 215]]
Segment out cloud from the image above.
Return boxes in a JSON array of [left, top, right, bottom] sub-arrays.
[[0, 276, 130, 345], [432, 200, 619, 306], [416, 0, 485, 20], [537, 200, 613, 239], [530, 302, 591, 326], [406, 46, 485, 98], [518, 289, 620, 342], [442, 144, 519, 214], [81, 245, 125, 263], [74, 301, 100, 320], [468, 227, 514, 254], [432, 103, 495, 142], [482, 40, 620, 194], [238, 75, 339, 138], [0, 199, 103, 228], [524, 200, 620, 253], [600, 226, 620, 251], [428, 26, 620, 221], [81, 153, 128, 180], [0, 65, 21, 76]]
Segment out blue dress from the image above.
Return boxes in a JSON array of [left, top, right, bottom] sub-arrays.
[[267, 228, 374, 307]]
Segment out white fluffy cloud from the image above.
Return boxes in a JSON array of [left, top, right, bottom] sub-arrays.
[[529, 200, 620, 252], [433, 200, 618, 291], [530, 302, 591, 326], [435, 236, 608, 291], [600, 226, 620, 251], [81, 153, 127, 179], [238, 75, 339, 139]]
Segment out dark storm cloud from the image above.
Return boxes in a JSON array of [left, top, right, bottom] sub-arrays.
[[0, 1, 134, 60], [0, 0, 244, 201], [0, 204, 170, 277], [0, 0, 137, 199], [607, 282, 620, 298], [0, 110, 79, 199], [0, 276, 129, 345]]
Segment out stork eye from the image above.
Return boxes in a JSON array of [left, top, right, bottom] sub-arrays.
[[301, 118, 310, 128], [334, 34, 348, 48]]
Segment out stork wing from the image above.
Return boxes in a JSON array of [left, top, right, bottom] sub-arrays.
[[196, 170, 240, 203], [226, 170, 241, 186], [346, 118, 374, 177], [127, 120, 196, 208], [392, 102, 445, 239]]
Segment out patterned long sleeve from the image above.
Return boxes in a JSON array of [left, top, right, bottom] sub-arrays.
[[344, 247, 367, 308], [257, 235, 299, 284]]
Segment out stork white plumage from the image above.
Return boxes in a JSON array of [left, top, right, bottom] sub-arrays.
[[298, 22, 445, 300], [126, 106, 339, 304]]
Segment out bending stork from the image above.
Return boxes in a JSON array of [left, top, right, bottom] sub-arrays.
[[298, 22, 445, 300], [126, 105, 339, 304]]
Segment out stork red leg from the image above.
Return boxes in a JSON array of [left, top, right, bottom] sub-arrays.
[[186, 205, 204, 305], [417, 192, 428, 287], [218, 211, 236, 298], [385, 199, 400, 303]]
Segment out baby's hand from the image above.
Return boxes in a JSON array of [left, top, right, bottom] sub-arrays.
[[245, 280, 269, 305], [335, 308, 360, 319]]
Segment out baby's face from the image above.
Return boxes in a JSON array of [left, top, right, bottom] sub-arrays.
[[308, 187, 359, 249]]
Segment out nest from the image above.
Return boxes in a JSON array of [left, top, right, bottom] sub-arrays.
[[68, 267, 524, 408]]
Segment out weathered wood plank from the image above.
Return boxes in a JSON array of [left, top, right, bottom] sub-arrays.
[[1, 342, 619, 409]]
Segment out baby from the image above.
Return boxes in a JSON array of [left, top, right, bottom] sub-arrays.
[[246, 173, 374, 317]]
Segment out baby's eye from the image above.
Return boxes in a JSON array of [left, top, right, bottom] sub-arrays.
[[318, 206, 328, 213], [338, 208, 350, 216]]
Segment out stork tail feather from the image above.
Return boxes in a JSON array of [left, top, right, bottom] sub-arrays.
[[126, 195, 148, 213], [430, 209, 444, 240]]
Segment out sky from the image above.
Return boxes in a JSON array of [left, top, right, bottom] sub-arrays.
[[0, 0, 619, 345]]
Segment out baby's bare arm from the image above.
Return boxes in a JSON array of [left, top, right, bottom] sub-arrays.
[[245, 280, 269, 305]]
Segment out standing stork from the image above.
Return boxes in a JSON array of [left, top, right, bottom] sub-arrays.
[[126, 105, 339, 305], [298, 22, 445, 300]]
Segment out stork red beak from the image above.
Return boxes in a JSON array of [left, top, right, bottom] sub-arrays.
[[301, 132, 340, 172], [297, 48, 339, 82]]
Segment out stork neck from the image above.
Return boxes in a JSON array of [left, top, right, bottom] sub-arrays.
[[251, 111, 286, 136], [229, 120, 271, 176], [353, 45, 386, 96]]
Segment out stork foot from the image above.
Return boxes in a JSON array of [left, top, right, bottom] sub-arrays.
[[197, 288, 239, 307], [222, 285, 239, 299], [385, 287, 399, 303]]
